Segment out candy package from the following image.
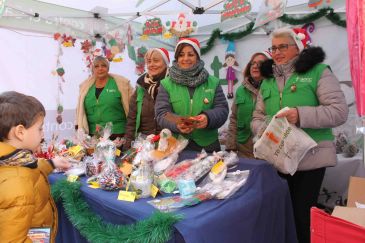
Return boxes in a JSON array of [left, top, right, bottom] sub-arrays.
[[148, 192, 212, 212]]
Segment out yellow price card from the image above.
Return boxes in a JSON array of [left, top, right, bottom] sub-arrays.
[[150, 184, 159, 198], [211, 160, 225, 175], [67, 175, 79, 182], [88, 181, 100, 189], [115, 149, 121, 157], [68, 145, 83, 156], [118, 191, 137, 202]]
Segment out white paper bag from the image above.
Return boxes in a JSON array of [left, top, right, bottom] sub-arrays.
[[253, 107, 317, 175]]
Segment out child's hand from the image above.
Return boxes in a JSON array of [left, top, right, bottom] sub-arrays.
[[52, 156, 71, 170]]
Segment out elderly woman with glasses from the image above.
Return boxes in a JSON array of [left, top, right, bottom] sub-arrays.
[[251, 28, 348, 243], [226, 51, 271, 158]]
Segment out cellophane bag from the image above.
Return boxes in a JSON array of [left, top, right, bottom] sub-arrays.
[[253, 107, 317, 175]]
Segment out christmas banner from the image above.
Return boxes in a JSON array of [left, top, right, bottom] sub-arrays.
[[221, 0, 251, 22], [253, 0, 287, 29], [142, 18, 164, 37]]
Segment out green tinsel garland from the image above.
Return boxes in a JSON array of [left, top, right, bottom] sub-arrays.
[[51, 180, 182, 243], [201, 7, 346, 55]]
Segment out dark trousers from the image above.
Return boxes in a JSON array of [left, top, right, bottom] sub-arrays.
[[279, 167, 326, 243]]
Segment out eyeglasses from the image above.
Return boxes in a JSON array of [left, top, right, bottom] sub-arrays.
[[250, 61, 264, 67], [268, 44, 297, 53]]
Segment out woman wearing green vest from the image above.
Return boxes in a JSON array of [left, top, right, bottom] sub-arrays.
[[76, 56, 133, 140], [226, 51, 271, 158], [124, 48, 170, 150], [252, 28, 348, 243], [155, 38, 229, 153]]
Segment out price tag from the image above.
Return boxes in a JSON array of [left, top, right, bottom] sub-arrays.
[[67, 175, 79, 182], [88, 181, 100, 189], [115, 149, 121, 157], [68, 145, 83, 156], [211, 160, 225, 175], [118, 191, 136, 202], [150, 184, 159, 198]]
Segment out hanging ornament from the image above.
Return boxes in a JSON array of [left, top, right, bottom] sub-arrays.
[[166, 13, 197, 37], [142, 18, 164, 37]]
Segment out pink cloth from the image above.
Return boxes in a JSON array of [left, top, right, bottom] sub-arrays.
[[346, 0, 365, 116]]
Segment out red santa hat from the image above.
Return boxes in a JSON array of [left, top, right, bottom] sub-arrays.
[[273, 27, 311, 52], [153, 48, 170, 65], [291, 28, 311, 51], [260, 50, 272, 59], [175, 37, 201, 58]]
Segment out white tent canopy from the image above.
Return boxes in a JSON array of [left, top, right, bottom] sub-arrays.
[[0, 0, 349, 139]]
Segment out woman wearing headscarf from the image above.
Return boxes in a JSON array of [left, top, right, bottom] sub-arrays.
[[76, 56, 133, 140], [251, 27, 348, 243], [124, 48, 170, 150], [155, 38, 228, 153], [226, 51, 271, 158]]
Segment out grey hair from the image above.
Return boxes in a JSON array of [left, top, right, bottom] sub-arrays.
[[93, 56, 110, 69], [271, 27, 296, 43]]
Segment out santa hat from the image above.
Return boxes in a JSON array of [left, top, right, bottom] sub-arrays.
[[273, 27, 311, 52], [175, 37, 201, 58], [153, 48, 170, 65], [260, 50, 272, 59], [291, 28, 311, 51]]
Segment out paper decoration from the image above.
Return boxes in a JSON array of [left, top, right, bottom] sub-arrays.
[[223, 41, 239, 99], [143, 18, 164, 37], [308, 0, 332, 8], [53, 33, 76, 47], [221, 0, 252, 22], [102, 31, 125, 62], [166, 13, 197, 37], [253, 0, 287, 29], [80, 39, 96, 73]]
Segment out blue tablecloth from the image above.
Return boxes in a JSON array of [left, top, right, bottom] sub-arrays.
[[50, 151, 297, 243]]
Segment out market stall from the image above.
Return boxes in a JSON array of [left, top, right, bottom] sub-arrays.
[[50, 151, 297, 243]]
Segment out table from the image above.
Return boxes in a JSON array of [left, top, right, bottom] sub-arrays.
[[318, 152, 365, 208], [50, 151, 297, 243]]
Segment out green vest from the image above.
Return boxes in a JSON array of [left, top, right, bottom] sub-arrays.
[[260, 63, 333, 142], [135, 86, 145, 137], [235, 85, 255, 144], [161, 76, 219, 146], [84, 77, 127, 134]]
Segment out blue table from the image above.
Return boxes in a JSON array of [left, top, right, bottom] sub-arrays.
[[50, 151, 297, 243]]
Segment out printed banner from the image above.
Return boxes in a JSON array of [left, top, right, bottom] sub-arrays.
[[253, 0, 287, 29], [221, 0, 251, 22]]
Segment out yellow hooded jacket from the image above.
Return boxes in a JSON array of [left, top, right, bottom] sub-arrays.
[[0, 142, 58, 242]]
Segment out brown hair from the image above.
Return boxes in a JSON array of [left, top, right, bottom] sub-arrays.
[[223, 53, 239, 67], [243, 53, 268, 79], [0, 91, 45, 141], [174, 43, 200, 61]]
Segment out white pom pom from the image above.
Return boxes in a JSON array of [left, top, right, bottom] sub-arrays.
[[297, 33, 306, 40]]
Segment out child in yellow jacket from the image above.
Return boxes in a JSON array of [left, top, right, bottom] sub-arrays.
[[0, 91, 70, 242]]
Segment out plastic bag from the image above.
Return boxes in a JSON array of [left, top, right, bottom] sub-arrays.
[[253, 107, 317, 175]]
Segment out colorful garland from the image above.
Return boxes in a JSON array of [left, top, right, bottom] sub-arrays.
[[201, 7, 346, 55], [51, 180, 182, 243]]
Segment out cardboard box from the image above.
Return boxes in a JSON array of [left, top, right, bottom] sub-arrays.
[[347, 176, 365, 207], [332, 206, 365, 228], [331, 176, 365, 228]]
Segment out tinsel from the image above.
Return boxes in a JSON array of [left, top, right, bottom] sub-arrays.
[[201, 7, 346, 55], [51, 179, 182, 243]]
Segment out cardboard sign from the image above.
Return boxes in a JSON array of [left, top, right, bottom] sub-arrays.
[[118, 191, 136, 202]]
